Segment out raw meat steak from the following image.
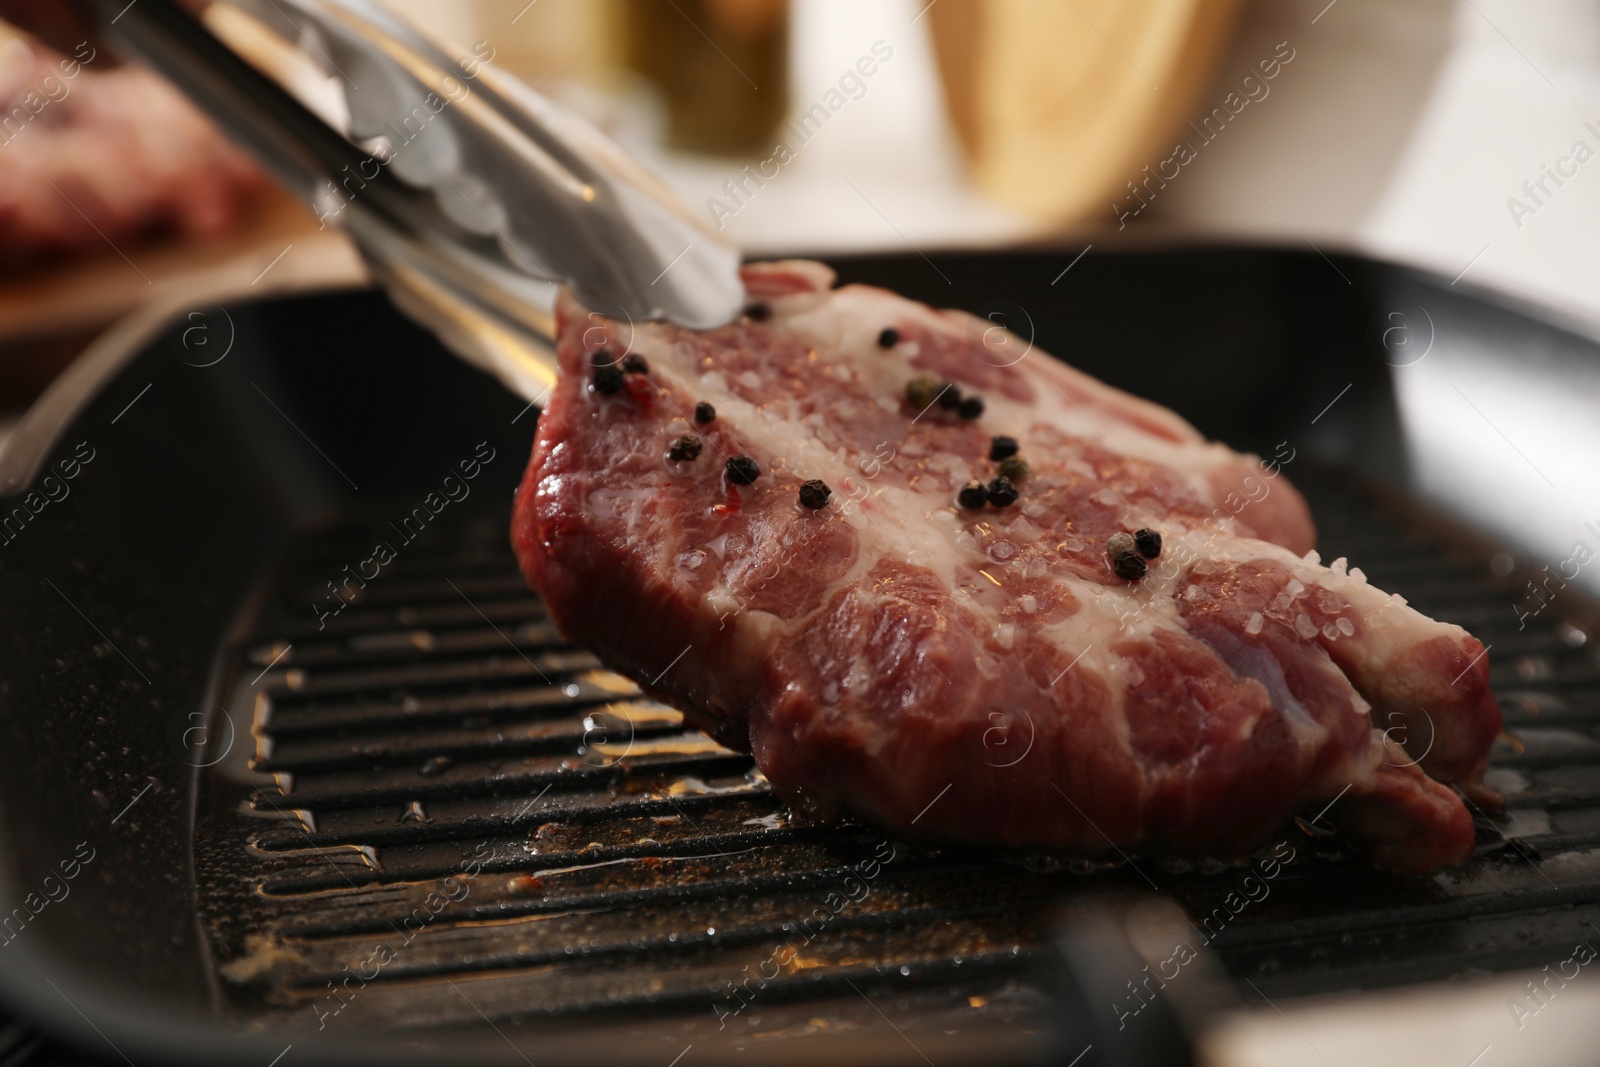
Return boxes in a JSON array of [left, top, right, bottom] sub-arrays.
[[513, 261, 1503, 873], [0, 36, 265, 268]]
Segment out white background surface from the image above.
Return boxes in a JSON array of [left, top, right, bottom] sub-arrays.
[[615, 0, 1600, 583], [633, 0, 1600, 333]]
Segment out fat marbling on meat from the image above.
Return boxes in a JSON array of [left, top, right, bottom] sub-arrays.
[[513, 261, 1503, 873]]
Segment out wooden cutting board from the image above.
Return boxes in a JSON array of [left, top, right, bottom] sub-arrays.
[[928, 0, 1242, 223], [0, 187, 364, 345]]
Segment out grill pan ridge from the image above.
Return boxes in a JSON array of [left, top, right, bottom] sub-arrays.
[[2, 247, 1599, 1066], [201, 472, 1600, 1037]]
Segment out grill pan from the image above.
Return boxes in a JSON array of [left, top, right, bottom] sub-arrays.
[[1, 245, 1598, 1066]]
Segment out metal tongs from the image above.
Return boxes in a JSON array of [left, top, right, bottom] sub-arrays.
[[97, 0, 745, 403]]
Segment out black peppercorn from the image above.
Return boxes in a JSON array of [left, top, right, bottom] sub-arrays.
[[957, 395, 985, 420], [957, 481, 988, 509], [744, 302, 772, 321], [591, 364, 624, 395], [985, 476, 1019, 508], [1113, 552, 1148, 581], [936, 382, 963, 410], [668, 434, 702, 461], [1133, 528, 1162, 559], [694, 401, 716, 424], [877, 327, 900, 348], [798, 479, 831, 509], [622, 353, 649, 374], [725, 454, 760, 485], [989, 435, 1019, 461], [587, 349, 614, 367]]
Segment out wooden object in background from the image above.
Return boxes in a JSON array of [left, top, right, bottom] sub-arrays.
[[928, 0, 1242, 224], [616, 0, 788, 156]]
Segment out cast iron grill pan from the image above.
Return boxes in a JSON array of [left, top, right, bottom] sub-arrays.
[[199, 469, 1600, 1038], [4, 247, 1598, 1066]]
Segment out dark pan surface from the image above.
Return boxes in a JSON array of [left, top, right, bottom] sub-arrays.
[[2, 246, 1598, 1067], [199, 468, 1600, 1029]]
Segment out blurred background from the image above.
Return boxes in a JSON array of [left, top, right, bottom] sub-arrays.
[[4, 7, 1600, 1064], [0, 0, 1596, 413]]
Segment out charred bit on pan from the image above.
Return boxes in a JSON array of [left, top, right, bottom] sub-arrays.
[[798, 479, 831, 509], [668, 434, 703, 461], [725, 454, 760, 486]]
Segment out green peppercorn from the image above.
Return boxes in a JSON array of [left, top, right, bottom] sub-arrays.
[[997, 455, 1029, 483], [906, 375, 940, 410]]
